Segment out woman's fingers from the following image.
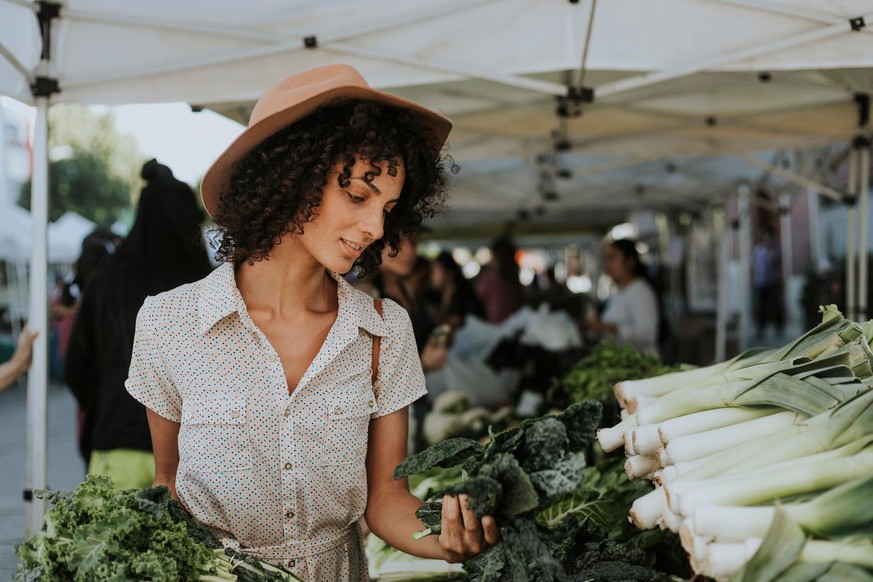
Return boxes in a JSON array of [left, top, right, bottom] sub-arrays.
[[439, 494, 497, 562], [481, 515, 500, 545]]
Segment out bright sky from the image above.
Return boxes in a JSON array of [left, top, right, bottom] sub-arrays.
[[2, 97, 245, 185], [108, 103, 244, 184]]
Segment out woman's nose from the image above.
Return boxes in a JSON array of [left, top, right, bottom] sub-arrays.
[[360, 207, 384, 241]]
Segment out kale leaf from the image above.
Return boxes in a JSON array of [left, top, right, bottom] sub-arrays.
[[394, 437, 485, 479], [400, 400, 604, 581]]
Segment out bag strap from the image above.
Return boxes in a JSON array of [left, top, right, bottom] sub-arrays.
[[371, 298, 383, 386]]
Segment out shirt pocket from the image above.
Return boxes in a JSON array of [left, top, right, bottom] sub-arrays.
[[315, 389, 378, 466], [179, 396, 252, 471]]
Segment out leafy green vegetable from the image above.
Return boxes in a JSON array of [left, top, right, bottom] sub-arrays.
[[399, 401, 603, 581], [14, 475, 300, 581], [394, 438, 485, 480], [550, 340, 678, 412]]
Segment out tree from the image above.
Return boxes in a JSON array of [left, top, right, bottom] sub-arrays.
[[19, 105, 146, 224]]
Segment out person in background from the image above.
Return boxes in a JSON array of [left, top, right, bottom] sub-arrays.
[[0, 325, 38, 392], [65, 159, 212, 488], [752, 226, 784, 339], [430, 250, 484, 330], [125, 65, 495, 580], [586, 239, 661, 355], [474, 235, 524, 324]]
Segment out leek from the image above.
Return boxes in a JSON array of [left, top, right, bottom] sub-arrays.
[[668, 388, 873, 483], [693, 474, 873, 540], [661, 410, 801, 465], [657, 406, 779, 446], [668, 449, 873, 517]]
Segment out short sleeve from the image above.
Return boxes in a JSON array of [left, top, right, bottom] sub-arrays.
[[125, 296, 182, 422], [371, 299, 427, 418]]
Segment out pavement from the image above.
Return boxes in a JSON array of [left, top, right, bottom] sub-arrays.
[[0, 378, 85, 580]]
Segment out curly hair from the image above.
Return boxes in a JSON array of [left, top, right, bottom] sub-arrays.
[[211, 99, 455, 276]]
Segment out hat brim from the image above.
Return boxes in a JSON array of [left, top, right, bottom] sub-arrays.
[[200, 84, 452, 218]]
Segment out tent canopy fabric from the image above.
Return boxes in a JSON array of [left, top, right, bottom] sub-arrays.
[[0, 205, 95, 263], [2, 0, 872, 234]]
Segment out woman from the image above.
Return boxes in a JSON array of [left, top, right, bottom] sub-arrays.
[[125, 65, 497, 580], [474, 235, 524, 324], [66, 159, 212, 486], [587, 238, 660, 355], [431, 250, 484, 330]]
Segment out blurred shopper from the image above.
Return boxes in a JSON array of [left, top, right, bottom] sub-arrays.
[[474, 235, 524, 324], [586, 239, 661, 355], [752, 226, 784, 338], [430, 250, 484, 330], [364, 233, 445, 366], [65, 159, 212, 488], [0, 325, 38, 392]]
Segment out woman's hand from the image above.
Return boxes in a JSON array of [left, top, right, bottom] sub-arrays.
[[438, 494, 499, 563]]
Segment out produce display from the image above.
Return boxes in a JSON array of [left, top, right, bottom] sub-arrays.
[[14, 475, 300, 581], [548, 339, 681, 425], [421, 390, 516, 446], [597, 305, 873, 581]]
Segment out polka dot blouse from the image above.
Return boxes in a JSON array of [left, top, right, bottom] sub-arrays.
[[125, 262, 427, 580]]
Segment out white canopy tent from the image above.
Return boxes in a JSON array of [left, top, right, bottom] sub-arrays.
[[1, 0, 872, 533]]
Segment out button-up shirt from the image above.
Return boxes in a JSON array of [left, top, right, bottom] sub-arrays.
[[125, 262, 426, 580]]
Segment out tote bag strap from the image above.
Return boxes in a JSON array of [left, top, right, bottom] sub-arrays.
[[371, 298, 383, 386]]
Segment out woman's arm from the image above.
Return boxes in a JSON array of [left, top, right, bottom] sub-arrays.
[[365, 407, 498, 562], [146, 407, 181, 500], [0, 326, 38, 392]]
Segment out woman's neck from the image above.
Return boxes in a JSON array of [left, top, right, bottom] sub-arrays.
[[236, 239, 337, 318]]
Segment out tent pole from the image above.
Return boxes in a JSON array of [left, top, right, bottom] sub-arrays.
[[715, 205, 729, 361], [860, 141, 871, 320], [847, 147, 858, 322], [779, 192, 793, 333], [738, 187, 752, 351], [25, 95, 49, 537]]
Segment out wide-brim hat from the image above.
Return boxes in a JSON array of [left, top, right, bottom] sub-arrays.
[[200, 64, 453, 217]]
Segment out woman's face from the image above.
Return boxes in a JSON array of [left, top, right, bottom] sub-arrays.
[[430, 261, 448, 291], [603, 244, 632, 284], [380, 235, 418, 277], [300, 156, 404, 273]]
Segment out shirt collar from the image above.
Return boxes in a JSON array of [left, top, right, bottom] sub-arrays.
[[196, 262, 388, 338], [330, 270, 389, 339]]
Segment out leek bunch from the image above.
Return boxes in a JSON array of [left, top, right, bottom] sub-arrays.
[[596, 306, 873, 580]]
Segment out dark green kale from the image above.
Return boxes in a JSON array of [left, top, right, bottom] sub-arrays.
[[394, 437, 485, 479], [399, 401, 604, 581]]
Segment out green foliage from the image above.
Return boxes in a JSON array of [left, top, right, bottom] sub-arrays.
[[18, 104, 147, 224], [551, 340, 678, 405], [399, 401, 603, 581], [14, 475, 299, 581]]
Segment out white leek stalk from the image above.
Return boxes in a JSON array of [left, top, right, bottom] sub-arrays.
[[663, 410, 802, 464], [657, 406, 779, 446], [671, 450, 873, 517], [625, 455, 658, 480], [628, 487, 666, 529], [629, 423, 662, 456], [693, 473, 873, 539]]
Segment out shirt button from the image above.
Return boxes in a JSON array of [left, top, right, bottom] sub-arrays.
[[334, 406, 343, 415], [285, 510, 294, 519], [231, 410, 241, 419], [284, 462, 292, 470], [283, 407, 291, 418], [286, 559, 296, 568], [268, 355, 277, 363], [368, 400, 374, 408]]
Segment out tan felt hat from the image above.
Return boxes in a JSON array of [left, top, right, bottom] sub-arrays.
[[200, 64, 453, 217]]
